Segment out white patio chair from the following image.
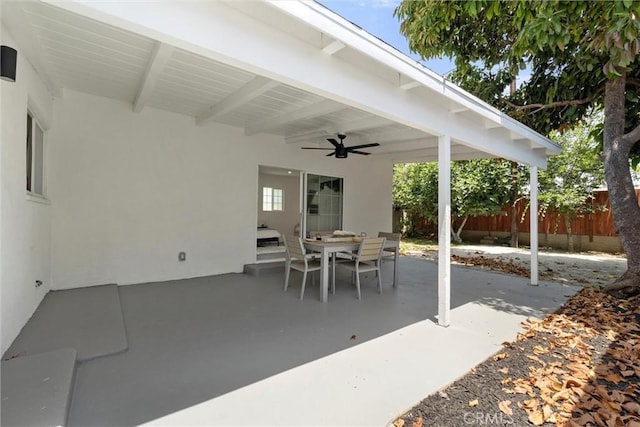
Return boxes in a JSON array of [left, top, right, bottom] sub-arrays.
[[283, 234, 321, 300], [338, 237, 386, 300]]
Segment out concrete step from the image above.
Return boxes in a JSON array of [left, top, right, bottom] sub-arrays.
[[1, 348, 77, 427], [244, 261, 285, 277], [3, 284, 128, 362]]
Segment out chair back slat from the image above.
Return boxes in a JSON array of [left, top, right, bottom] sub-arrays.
[[284, 234, 305, 260], [378, 232, 401, 242], [357, 237, 385, 262]]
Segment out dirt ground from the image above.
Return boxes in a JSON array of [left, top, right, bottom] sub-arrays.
[[400, 243, 628, 287]]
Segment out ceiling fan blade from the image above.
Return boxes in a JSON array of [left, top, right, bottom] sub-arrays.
[[326, 152, 336, 157], [345, 143, 380, 150], [349, 150, 371, 155], [301, 147, 334, 150], [327, 138, 341, 148]]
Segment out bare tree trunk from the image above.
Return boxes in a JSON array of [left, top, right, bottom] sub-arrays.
[[451, 215, 468, 243], [602, 74, 640, 296], [565, 216, 574, 253]]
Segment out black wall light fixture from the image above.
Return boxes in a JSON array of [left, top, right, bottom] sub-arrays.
[[1, 45, 18, 82]]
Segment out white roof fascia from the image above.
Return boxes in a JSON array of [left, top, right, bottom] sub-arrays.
[[270, 1, 559, 155]]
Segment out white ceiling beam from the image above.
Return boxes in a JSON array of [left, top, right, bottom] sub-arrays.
[[365, 128, 427, 145], [449, 107, 469, 114], [382, 145, 492, 163], [284, 116, 392, 144], [322, 40, 346, 55], [53, 0, 555, 166], [372, 138, 438, 154], [484, 118, 503, 129], [133, 42, 174, 113], [285, 129, 332, 144], [196, 76, 279, 125], [245, 99, 343, 136], [337, 115, 392, 133], [398, 76, 421, 91]]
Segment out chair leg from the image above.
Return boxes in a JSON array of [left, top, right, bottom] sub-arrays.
[[377, 266, 383, 294], [300, 270, 307, 300], [284, 264, 290, 291], [331, 255, 336, 294], [355, 268, 361, 300]]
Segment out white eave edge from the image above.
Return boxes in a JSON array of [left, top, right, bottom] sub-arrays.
[[269, 0, 561, 155]]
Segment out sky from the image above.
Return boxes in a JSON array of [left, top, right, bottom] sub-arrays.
[[317, 0, 455, 76]]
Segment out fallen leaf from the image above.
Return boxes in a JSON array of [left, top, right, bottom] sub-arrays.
[[411, 416, 422, 427], [575, 413, 595, 425], [393, 419, 404, 427], [350, 335, 356, 340], [498, 367, 509, 374], [468, 399, 478, 407], [493, 353, 508, 361], [498, 400, 513, 415], [529, 410, 545, 426], [624, 402, 640, 415]]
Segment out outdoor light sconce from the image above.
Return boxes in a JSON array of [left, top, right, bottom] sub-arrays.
[[1, 45, 18, 82]]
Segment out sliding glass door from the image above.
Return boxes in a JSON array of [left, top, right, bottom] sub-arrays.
[[303, 173, 343, 236]]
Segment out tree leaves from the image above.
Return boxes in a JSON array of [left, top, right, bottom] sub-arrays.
[[393, 159, 522, 238]]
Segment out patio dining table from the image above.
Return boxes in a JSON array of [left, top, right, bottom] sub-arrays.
[[303, 238, 399, 302]]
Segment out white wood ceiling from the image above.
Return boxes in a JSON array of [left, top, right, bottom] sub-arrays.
[[2, 0, 558, 164]]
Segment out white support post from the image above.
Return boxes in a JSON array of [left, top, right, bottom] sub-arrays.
[[438, 134, 451, 326], [530, 166, 539, 286]]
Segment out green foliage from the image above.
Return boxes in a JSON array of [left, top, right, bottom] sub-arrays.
[[393, 162, 439, 223], [393, 159, 518, 236], [395, 0, 640, 160], [538, 108, 606, 221]]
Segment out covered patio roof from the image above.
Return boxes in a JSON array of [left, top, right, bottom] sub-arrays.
[[3, 0, 558, 166]]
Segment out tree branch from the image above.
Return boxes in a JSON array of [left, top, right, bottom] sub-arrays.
[[501, 97, 593, 112], [500, 86, 606, 113], [627, 78, 640, 88], [623, 123, 640, 146]]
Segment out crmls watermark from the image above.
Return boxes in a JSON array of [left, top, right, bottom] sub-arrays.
[[463, 411, 514, 425]]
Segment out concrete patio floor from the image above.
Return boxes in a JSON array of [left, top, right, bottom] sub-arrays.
[[6, 257, 579, 426]]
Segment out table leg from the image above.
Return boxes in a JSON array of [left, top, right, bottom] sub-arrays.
[[393, 248, 399, 288], [320, 249, 329, 302]]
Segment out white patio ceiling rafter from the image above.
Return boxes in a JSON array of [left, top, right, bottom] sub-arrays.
[[4, 0, 560, 326], [9, 0, 559, 167]]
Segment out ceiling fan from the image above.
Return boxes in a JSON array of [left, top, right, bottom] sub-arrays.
[[301, 134, 379, 158]]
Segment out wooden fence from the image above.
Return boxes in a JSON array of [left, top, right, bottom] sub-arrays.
[[413, 189, 640, 238]]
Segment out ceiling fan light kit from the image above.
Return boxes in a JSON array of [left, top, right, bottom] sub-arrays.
[[301, 133, 379, 159]]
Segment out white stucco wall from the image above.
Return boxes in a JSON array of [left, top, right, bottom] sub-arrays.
[[48, 90, 393, 289], [1, 29, 54, 354]]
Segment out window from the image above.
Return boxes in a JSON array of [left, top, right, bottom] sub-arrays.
[[305, 174, 343, 234], [26, 112, 45, 196], [262, 187, 283, 211]]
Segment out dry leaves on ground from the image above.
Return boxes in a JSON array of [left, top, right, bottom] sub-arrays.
[[395, 288, 640, 426], [503, 288, 640, 426], [451, 254, 531, 277]]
